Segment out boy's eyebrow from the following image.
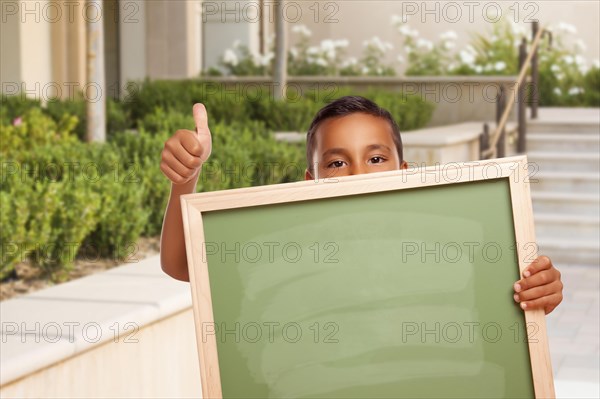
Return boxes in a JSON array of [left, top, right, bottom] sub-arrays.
[[321, 147, 350, 158], [365, 144, 392, 153], [321, 144, 393, 159]]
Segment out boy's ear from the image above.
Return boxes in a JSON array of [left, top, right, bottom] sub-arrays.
[[400, 160, 408, 170], [304, 169, 314, 181]]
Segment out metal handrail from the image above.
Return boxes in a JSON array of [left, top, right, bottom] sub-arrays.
[[481, 22, 551, 159]]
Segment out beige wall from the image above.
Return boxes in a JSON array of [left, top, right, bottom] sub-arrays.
[[1, 0, 54, 99], [146, 0, 203, 79]]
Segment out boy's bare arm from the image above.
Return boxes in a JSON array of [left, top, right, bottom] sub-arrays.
[[160, 180, 196, 281], [159, 104, 212, 281]]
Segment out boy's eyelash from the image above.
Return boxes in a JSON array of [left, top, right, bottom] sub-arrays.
[[327, 160, 346, 168], [370, 156, 388, 162]]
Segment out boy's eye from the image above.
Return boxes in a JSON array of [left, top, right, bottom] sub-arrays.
[[369, 156, 387, 164], [327, 160, 346, 168]]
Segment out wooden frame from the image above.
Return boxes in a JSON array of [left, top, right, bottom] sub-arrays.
[[180, 155, 555, 398]]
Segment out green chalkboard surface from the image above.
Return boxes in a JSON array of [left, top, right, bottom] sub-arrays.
[[182, 157, 554, 398]]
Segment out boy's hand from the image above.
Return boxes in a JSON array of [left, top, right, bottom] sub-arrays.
[[160, 103, 212, 185], [513, 255, 563, 315]]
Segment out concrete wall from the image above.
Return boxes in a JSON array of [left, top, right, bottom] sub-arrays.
[[0, 309, 201, 398]]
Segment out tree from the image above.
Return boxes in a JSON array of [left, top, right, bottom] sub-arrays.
[[86, 0, 106, 142], [273, 0, 287, 100]]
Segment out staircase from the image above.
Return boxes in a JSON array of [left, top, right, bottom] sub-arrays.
[[526, 108, 600, 266]]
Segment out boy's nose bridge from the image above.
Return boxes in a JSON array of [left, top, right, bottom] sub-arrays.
[[350, 163, 368, 176]]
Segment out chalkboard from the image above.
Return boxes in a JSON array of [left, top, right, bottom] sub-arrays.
[[181, 156, 554, 398]]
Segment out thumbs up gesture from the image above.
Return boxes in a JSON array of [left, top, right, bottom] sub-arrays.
[[160, 103, 212, 185]]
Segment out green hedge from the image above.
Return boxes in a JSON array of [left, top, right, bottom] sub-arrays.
[[123, 80, 434, 133], [1, 108, 306, 281]]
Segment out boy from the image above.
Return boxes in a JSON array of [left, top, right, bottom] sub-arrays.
[[159, 96, 563, 315]]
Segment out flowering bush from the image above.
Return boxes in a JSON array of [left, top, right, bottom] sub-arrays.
[[390, 15, 598, 107], [208, 25, 398, 77], [207, 40, 273, 76]]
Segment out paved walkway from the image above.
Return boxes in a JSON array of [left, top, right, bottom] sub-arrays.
[[548, 264, 600, 398]]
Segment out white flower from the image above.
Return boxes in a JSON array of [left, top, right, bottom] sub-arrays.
[[444, 41, 456, 50], [557, 22, 577, 34], [592, 59, 600, 69], [440, 30, 458, 41], [334, 39, 349, 48], [490, 35, 498, 43], [260, 52, 274, 66], [563, 55, 574, 65], [223, 49, 238, 66], [575, 39, 587, 51], [568, 87, 583, 95], [290, 48, 298, 58], [494, 61, 506, 71], [361, 66, 370, 75], [391, 14, 403, 25], [342, 57, 358, 68], [509, 21, 527, 36], [364, 36, 393, 52], [398, 25, 418, 38], [292, 24, 312, 37], [448, 62, 457, 71], [484, 63, 493, 72], [315, 58, 328, 67], [251, 52, 262, 66], [376, 66, 383, 75], [416, 38, 433, 51], [321, 39, 335, 52], [574, 55, 586, 66], [555, 72, 565, 81], [474, 65, 483, 73], [404, 45, 413, 54], [551, 64, 561, 73], [307, 46, 320, 55], [553, 87, 562, 95], [459, 50, 476, 65], [397, 54, 405, 63]]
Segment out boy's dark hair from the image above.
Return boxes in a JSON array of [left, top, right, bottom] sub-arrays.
[[305, 95, 403, 176]]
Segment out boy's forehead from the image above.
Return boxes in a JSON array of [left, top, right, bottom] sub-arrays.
[[314, 113, 395, 149]]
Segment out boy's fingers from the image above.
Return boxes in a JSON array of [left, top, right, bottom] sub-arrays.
[[160, 160, 190, 185], [514, 280, 562, 302], [517, 293, 562, 314], [162, 150, 195, 177], [177, 130, 204, 159], [522, 255, 552, 278], [514, 268, 559, 292]]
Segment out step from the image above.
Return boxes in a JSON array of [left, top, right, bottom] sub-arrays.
[[527, 133, 600, 153], [536, 237, 600, 266], [532, 191, 600, 216], [527, 151, 600, 173], [534, 213, 600, 241], [529, 171, 600, 194], [527, 122, 600, 134]]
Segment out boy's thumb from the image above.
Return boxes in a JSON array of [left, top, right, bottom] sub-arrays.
[[193, 103, 209, 137]]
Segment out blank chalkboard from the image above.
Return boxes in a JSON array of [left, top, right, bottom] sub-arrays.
[[181, 156, 554, 398]]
